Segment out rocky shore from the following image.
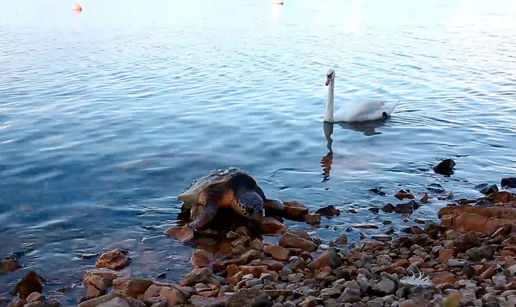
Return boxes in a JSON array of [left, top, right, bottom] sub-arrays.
[[1, 161, 516, 307]]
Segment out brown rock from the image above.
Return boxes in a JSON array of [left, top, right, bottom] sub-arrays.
[[456, 232, 481, 252], [96, 249, 131, 271], [159, 287, 185, 307], [438, 249, 454, 263], [164, 225, 194, 242], [227, 264, 239, 278], [190, 295, 228, 307], [395, 190, 414, 200], [96, 297, 130, 307], [363, 241, 383, 251], [113, 277, 153, 299], [85, 275, 107, 298], [315, 205, 341, 217], [279, 233, 317, 252], [307, 248, 341, 270], [433, 158, 455, 176], [250, 239, 264, 251], [25, 292, 42, 303], [258, 217, 286, 235], [282, 201, 309, 219], [227, 272, 243, 285], [180, 268, 213, 286], [303, 214, 321, 225], [83, 269, 120, 287], [479, 266, 495, 279], [485, 191, 516, 204], [197, 289, 218, 297], [144, 284, 162, 300], [420, 194, 429, 204], [352, 223, 378, 229], [11, 270, 44, 299], [263, 246, 289, 261], [438, 205, 516, 234], [371, 235, 391, 242], [261, 260, 284, 272], [240, 250, 262, 264], [0, 259, 21, 275], [189, 249, 212, 268], [430, 272, 456, 285], [399, 300, 417, 307], [77, 292, 128, 307], [239, 265, 268, 278]]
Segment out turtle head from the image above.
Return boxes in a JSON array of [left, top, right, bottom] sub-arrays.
[[234, 190, 265, 223]]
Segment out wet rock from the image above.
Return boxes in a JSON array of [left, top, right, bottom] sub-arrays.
[[335, 234, 348, 245], [96, 297, 130, 307], [303, 214, 321, 225], [279, 233, 317, 252], [144, 285, 162, 300], [371, 235, 391, 242], [466, 246, 493, 261], [315, 205, 340, 218], [420, 193, 429, 204], [96, 249, 131, 270], [113, 277, 153, 299], [439, 205, 516, 234], [144, 297, 167, 307], [159, 287, 185, 307], [261, 260, 284, 272], [476, 183, 499, 196], [433, 159, 456, 176], [263, 246, 289, 261], [24, 302, 42, 307], [83, 269, 120, 287], [190, 295, 228, 307], [282, 201, 309, 220], [369, 188, 386, 196], [307, 248, 341, 270], [382, 204, 395, 213], [437, 191, 454, 200], [180, 268, 213, 286], [369, 207, 380, 214], [11, 270, 44, 299], [352, 223, 378, 229], [26, 293, 42, 303], [485, 191, 516, 204], [259, 217, 287, 235], [501, 178, 516, 189], [395, 190, 414, 200], [190, 249, 212, 268], [0, 259, 21, 275]]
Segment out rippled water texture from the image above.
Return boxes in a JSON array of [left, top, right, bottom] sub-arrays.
[[1, 0, 516, 303]]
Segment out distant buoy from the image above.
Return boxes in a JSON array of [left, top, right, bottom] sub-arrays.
[[73, 3, 82, 11]]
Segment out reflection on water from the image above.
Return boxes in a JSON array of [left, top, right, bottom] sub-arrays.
[[321, 121, 333, 181]]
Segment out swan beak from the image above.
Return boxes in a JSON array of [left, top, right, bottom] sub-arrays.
[[325, 77, 331, 86]]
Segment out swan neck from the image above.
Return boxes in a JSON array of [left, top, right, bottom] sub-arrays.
[[325, 80, 334, 122]]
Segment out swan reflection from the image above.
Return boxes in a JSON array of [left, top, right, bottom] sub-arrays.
[[336, 119, 386, 136], [321, 121, 333, 181]]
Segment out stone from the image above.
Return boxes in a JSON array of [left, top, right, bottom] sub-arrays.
[[10, 270, 44, 299], [190, 249, 212, 268], [0, 259, 21, 275], [126, 298, 146, 307], [477, 184, 499, 196], [180, 268, 213, 286], [83, 269, 120, 287], [96, 298, 130, 307], [501, 178, 516, 189], [466, 246, 493, 261], [227, 288, 263, 307], [438, 249, 454, 263], [250, 240, 264, 251], [321, 288, 341, 299], [439, 206, 516, 234], [259, 217, 287, 235], [492, 275, 507, 288], [433, 159, 455, 176], [420, 194, 429, 204], [315, 205, 341, 217], [282, 201, 309, 219], [335, 234, 348, 245], [279, 233, 317, 252], [159, 287, 186, 307], [190, 295, 228, 307], [338, 288, 361, 303], [77, 293, 128, 307], [299, 296, 317, 307], [240, 266, 269, 278], [85, 275, 107, 298], [479, 267, 495, 280], [303, 214, 321, 225], [460, 288, 476, 305], [96, 249, 131, 270], [261, 260, 284, 272], [113, 277, 153, 299], [307, 248, 341, 270], [263, 246, 289, 261], [144, 285, 162, 300], [352, 223, 378, 229], [431, 272, 456, 285], [399, 300, 416, 307], [24, 302, 43, 307], [26, 293, 42, 303], [395, 190, 414, 200], [374, 276, 397, 294], [485, 191, 516, 204], [456, 232, 481, 252]]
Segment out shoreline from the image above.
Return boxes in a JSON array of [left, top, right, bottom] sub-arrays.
[[1, 167, 516, 307]]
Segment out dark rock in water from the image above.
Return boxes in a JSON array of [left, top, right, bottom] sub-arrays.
[[427, 183, 445, 194], [382, 203, 395, 213], [11, 270, 44, 299], [474, 199, 494, 207], [394, 190, 414, 200], [315, 205, 340, 217], [0, 259, 21, 275], [156, 272, 166, 279], [476, 183, 499, 195], [433, 159, 456, 176], [368, 207, 380, 214], [501, 178, 516, 189], [369, 188, 386, 196], [393, 201, 419, 214]]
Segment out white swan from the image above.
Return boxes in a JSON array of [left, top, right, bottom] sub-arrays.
[[324, 68, 400, 123]]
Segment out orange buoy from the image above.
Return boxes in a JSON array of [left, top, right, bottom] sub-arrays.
[[73, 3, 82, 11]]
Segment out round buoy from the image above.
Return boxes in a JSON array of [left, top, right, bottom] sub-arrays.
[[73, 3, 82, 11]]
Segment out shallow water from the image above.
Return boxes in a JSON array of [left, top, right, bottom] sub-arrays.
[[1, 0, 516, 303]]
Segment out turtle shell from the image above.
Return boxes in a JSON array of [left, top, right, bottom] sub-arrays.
[[177, 167, 257, 209]]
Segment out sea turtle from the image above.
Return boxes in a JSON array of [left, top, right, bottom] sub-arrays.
[[175, 167, 284, 242]]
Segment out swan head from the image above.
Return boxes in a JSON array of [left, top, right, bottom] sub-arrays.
[[325, 69, 335, 86]]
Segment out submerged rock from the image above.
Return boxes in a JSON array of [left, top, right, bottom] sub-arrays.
[[0, 259, 21, 275], [315, 205, 340, 217], [501, 178, 516, 189], [96, 249, 131, 271], [395, 190, 414, 200], [11, 270, 44, 299]]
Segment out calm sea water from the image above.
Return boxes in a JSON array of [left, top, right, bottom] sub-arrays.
[[1, 0, 515, 303]]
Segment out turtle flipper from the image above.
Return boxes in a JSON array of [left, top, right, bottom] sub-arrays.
[[188, 190, 220, 230]]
